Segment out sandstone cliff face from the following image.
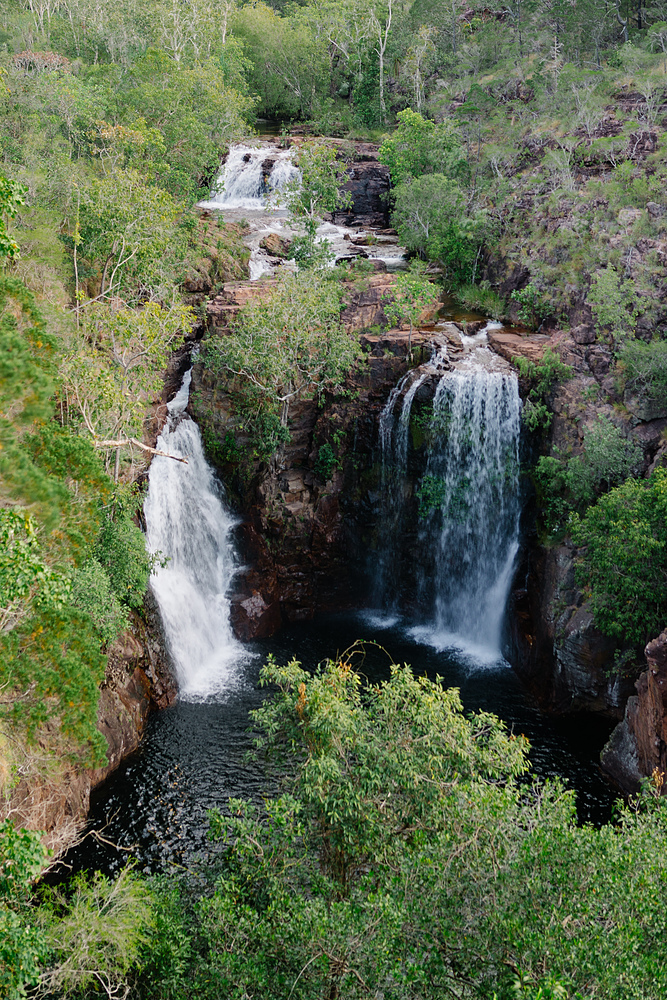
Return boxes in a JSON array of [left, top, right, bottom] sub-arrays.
[[601, 631, 667, 793], [3, 596, 175, 854]]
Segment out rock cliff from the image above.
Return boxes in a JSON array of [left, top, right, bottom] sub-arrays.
[[3, 597, 175, 854], [191, 272, 443, 638], [601, 630, 667, 793], [493, 324, 667, 721]]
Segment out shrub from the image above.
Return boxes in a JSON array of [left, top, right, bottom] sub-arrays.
[[314, 442, 338, 481], [513, 348, 572, 432], [378, 109, 468, 187], [572, 467, 667, 644], [96, 503, 152, 609], [455, 281, 507, 320], [618, 338, 667, 409], [391, 174, 485, 285], [588, 266, 638, 344], [534, 417, 643, 536], [511, 281, 550, 329], [69, 560, 129, 648]]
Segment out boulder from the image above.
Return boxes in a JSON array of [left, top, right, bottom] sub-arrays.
[[618, 207, 643, 226], [332, 158, 391, 228], [487, 330, 553, 364], [260, 233, 292, 258], [571, 323, 596, 345]]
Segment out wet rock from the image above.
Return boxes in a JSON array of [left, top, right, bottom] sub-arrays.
[[465, 320, 486, 336], [332, 158, 391, 228], [230, 590, 282, 641], [191, 327, 445, 637], [260, 233, 292, 258]]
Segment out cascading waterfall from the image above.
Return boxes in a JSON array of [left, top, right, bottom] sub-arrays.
[[203, 144, 299, 211], [144, 370, 247, 700], [372, 370, 429, 610], [413, 368, 521, 663]]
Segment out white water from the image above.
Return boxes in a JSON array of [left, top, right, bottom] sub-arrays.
[[200, 143, 300, 211], [199, 141, 407, 277], [144, 371, 247, 700], [415, 366, 522, 664]]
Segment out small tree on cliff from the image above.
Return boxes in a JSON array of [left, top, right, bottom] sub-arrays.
[[382, 261, 439, 359], [203, 271, 361, 456], [284, 142, 352, 268]]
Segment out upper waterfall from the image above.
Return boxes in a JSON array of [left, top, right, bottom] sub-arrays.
[[201, 143, 299, 211], [144, 370, 247, 700]]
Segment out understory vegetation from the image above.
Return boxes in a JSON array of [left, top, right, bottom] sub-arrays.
[[2, 0, 667, 994]]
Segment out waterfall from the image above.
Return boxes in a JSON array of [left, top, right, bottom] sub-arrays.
[[413, 368, 521, 663], [372, 370, 428, 612], [203, 144, 299, 211], [144, 370, 246, 700]]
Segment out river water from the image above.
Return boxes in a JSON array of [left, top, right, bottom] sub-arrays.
[[61, 144, 619, 878], [66, 613, 615, 877]]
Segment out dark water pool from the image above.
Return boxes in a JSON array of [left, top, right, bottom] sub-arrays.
[[60, 612, 618, 878]]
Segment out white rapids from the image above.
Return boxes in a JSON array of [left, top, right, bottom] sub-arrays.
[[144, 371, 248, 700]]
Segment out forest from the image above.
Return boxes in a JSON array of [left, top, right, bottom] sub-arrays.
[[2, 0, 667, 995]]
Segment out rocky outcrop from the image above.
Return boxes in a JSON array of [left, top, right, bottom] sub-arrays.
[[3, 600, 175, 853], [601, 631, 667, 792], [602, 630, 667, 793], [332, 158, 390, 228], [260, 233, 292, 258], [179, 216, 250, 321]]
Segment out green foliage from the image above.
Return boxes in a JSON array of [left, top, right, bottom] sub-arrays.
[[132, 652, 667, 999], [314, 441, 338, 481], [455, 280, 507, 320], [60, 299, 193, 476], [572, 467, 667, 644], [617, 338, 667, 411], [534, 417, 643, 536], [96, 490, 154, 609], [0, 820, 49, 1000], [204, 271, 361, 456], [0, 509, 65, 632], [69, 560, 129, 647], [378, 109, 468, 187], [415, 472, 448, 516], [2, 604, 107, 761], [391, 174, 485, 285], [76, 171, 182, 301], [588, 266, 638, 343], [382, 261, 439, 353], [513, 348, 572, 432], [510, 281, 550, 329], [284, 141, 352, 268], [0, 174, 25, 264], [40, 867, 155, 998]]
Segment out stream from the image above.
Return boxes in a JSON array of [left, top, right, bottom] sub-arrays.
[[64, 143, 619, 879]]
